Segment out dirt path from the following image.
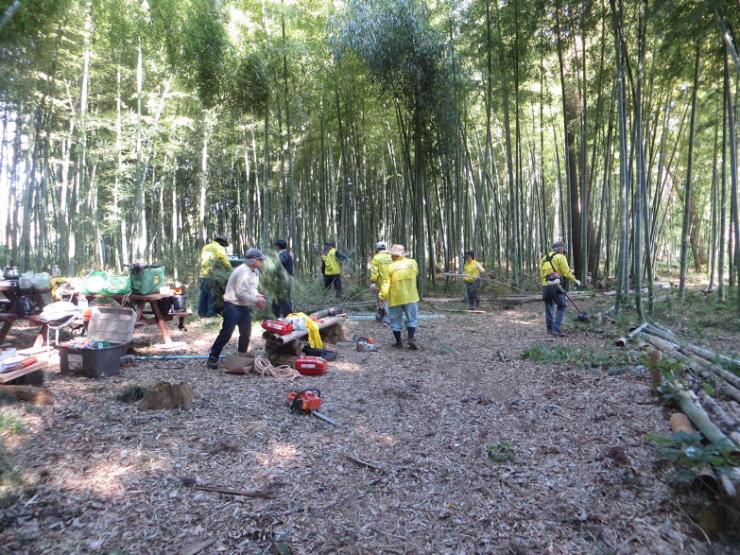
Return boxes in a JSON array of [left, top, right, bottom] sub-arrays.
[[0, 304, 719, 554]]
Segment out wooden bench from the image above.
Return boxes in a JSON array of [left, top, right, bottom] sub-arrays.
[[0, 359, 48, 385]]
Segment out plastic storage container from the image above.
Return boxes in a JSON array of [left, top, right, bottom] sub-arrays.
[[57, 306, 136, 378]]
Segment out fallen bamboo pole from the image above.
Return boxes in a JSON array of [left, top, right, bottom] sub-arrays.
[[669, 386, 738, 453], [698, 391, 740, 446], [646, 323, 740, 372], [639, 331, 740, 403]]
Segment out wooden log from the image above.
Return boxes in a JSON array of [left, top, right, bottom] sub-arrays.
[[639, 332, 740, 403], [670, 386, 738, 453], [698, 391, 740, 445], [0, 384, 54, 405], [670, 412, 696, 434], [646, 323, 740, 372], [263, 335, 304, 356], [670, 412, 721, 491]]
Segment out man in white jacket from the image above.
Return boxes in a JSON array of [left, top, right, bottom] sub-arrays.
[[207, 248, 267, 369]]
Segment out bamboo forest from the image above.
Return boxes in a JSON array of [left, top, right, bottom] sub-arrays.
[[1, 1, 740, 553], [0, 0, 737, 308]]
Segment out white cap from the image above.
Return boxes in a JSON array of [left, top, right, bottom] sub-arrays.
[[375, 241, 387, 250]]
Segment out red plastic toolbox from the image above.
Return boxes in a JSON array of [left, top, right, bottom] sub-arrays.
[[294, 356, 328, 376]]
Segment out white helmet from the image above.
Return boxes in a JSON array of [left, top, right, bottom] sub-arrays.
[[375, 241, 387, 250]]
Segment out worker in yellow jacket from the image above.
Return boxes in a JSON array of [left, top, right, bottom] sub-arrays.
[[321, 240, 347, 297], [381, 244, 420, 349], [463, 250, 485, 309], [540, 241, 580, 337], [198, 233, 231, 317], [370, 241, 392, 322]]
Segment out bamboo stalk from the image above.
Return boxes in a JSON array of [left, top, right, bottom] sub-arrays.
[[670, 386, 738, 453]]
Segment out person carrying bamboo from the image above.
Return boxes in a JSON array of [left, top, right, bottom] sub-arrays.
[[272, 239, 294, 318], [381, 244, 420, 349], [540, 241, 580, 337], [463, 250, 485, 310], [198, 233, 231, 318], [321, 240, 347, 297], [370, 241, 392, 322]]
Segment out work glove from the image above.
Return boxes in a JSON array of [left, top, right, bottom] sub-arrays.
[[574, 280, 582, 288], [370, 283, 378, 291]]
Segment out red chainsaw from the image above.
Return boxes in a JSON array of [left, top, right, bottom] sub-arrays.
[[287, 389, 337, 426]]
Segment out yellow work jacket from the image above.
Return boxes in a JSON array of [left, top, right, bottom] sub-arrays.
[[381, 256, 420, 307], [322, 248, 341, 276], [463, 260, 484, 283], [540, 251, 576, 286], [199, 241, 231, 279], [370, 251, 393, 286]]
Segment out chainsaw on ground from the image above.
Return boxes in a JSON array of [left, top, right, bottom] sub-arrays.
[[287, 389, 337, 426]]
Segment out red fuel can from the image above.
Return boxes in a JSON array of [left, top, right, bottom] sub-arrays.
[[294, 356, 328, 376], [261, 320, 294, 335]]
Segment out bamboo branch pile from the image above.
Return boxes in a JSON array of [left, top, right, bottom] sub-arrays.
[[630, 321, 740, 495]]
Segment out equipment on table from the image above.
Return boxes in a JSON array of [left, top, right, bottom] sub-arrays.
[[104, 274, 132, 295], [287, 389, 337, 425], [3, 265, 19, 280], [294, 356, 328, 376], [130, 264, 166, 295], [82, 271, 109, 295], [261, 319, 294, 335]]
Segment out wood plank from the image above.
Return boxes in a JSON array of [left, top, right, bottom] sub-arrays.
[[0, 360, 48, 384]]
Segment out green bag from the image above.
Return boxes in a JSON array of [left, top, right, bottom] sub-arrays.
[[103, 275, 131, 295], [130, 265, 166, 295], [83, 271, 109, 295]]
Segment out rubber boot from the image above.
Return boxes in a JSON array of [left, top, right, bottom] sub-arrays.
[[392, 331, 403, 348], [407, 327, 417, 350]]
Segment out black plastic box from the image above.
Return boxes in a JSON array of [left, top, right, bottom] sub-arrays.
[[58, 344, 124, 378]]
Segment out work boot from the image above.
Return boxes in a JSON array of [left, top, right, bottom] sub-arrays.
[[207, 356, 218, 369], [392, 331, 403, 348], [407, 327, 417, 350]]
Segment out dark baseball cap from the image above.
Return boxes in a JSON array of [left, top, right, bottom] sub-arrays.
[[245, 248, 266, 260]]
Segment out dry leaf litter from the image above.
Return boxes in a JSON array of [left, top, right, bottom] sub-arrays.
[[0, 303, 728, 554]]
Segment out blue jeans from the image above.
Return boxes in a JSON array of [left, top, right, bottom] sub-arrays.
[[209, 302, 252, 359], [542, 284, 566, 333], [388, 302, 419, 332], [198, 278, 218, 317]]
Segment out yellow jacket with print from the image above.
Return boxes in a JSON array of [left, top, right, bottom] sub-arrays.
[[199, 241, 231, 279], [322, 248, 342, 276], [381, 256, 420, 307], [539, 251, 576, 286], [370, 251, 393, 286]]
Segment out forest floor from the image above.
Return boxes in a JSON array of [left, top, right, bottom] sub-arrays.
[[0, 288, 739, 554]]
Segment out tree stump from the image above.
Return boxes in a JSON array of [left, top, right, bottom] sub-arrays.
[[138, 382, 195, 410]]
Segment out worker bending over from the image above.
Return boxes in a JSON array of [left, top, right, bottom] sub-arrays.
[[540, 241, 580, 337], [381, 244, 420, 350]]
